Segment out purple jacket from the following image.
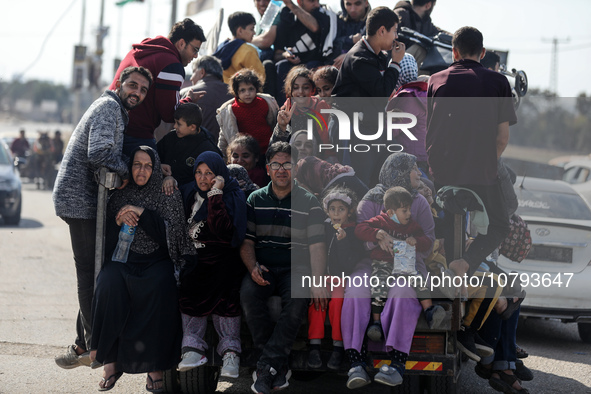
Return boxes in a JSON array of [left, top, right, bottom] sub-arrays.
[[386, 81, 428, 162]]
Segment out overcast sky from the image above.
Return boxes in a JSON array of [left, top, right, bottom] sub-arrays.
[[1, 0, 590, 97]]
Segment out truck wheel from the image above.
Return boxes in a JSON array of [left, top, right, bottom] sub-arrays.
[[578, 322, 591, 343], [179, 366, 219, 394], [162, 369, 181, 393]]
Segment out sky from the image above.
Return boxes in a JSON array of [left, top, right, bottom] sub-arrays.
[[1, 0, 591, 97]]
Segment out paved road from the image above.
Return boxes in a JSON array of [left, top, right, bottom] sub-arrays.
[[0, 184, 590, 393]]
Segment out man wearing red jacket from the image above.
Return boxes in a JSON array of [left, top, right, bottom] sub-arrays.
[[110, 18, 206, 156]]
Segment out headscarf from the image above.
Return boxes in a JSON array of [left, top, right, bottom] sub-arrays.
[[362, 152, 418, 203], [227, 164, 259, 195], [394, 54, 419, 92], [290, 129, 318, 158], [180, 151, 247, 247], [108, 146, 196, 271], [296, 156, 355, 195]]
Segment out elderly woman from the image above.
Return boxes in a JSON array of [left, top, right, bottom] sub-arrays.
[[177, 152, 247, 379], [341, 152, 435, 389], [227, 163, 259, 199], [90, 146, 196, 392], [296, 156, 369, 201]]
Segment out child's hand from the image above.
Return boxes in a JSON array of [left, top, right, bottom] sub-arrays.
[[162, 176, 178, 196], [406, 236, 417, 246], [336, 227, 346, 241], [161, 164, 172, 177], [277, 101, 297, 131]]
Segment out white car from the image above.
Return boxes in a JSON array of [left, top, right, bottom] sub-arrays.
[[497, 176, 591, 343], [562, 159, 591, 204]]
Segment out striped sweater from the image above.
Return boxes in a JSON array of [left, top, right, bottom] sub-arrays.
[[245, 182, 325, 269], [53, 90, 129, 219]]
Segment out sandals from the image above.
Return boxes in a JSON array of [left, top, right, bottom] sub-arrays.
[[501, 290, 526, 320], [516, 345, 529, 359], [146, 373, 164, 393], [98, 371, 123, 392], [489, 370, 529, 394]]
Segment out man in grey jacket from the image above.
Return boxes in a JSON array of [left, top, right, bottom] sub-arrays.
[[52, 66, 153, 369]]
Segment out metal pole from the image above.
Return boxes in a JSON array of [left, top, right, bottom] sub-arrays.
[[171, 0, 177, 30], [80, 0, 86, 44]]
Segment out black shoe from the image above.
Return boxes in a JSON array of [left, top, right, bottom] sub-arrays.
[[514, 359, 533, 381], [327, 347, 344, 370], [474, 363, 492, 380], [272, 366, 291, 391], [516, 345, 529, 359], [307, 348, 322, 369], [456, 326, 481, 362], [251, 364, 276, 394], [473, 331, 494, 358]]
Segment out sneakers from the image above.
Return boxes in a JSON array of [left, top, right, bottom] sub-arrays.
[[425, 305, 446, 329], [346, 365, 371, 389], [473, 332, 494, 358], [251, 364, 276, 394], [367, 322, 383, 342], [272, 366, 291, 391], [221, 351, 240, 378], [54, 345, 91, 369], [327, 347, 344, 370], [374, 364, 403, 387], [307, 348, 322, 369], [177, 351, 208, 372], [456, 326, 481, 362]]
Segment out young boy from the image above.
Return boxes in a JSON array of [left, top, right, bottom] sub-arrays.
[[213, 12, 265, 85], [332, 6, 405, 98], [157, 103, 222, 194], [355, 186, 446, 341]]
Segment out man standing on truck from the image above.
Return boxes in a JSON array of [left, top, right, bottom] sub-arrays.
[[110, 18, 206, 156], [240, 142, 328, 394], [426, 26, 516, 355], [52, 66, 152, 370]]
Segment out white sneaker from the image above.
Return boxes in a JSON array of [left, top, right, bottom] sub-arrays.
[[220, 351, 240, 378], [177, 351, 207, 372]]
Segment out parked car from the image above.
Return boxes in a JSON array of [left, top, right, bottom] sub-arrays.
[[0, 139, 22, 225], [497, 176, 591, 343], [562, 159, 591, 204]]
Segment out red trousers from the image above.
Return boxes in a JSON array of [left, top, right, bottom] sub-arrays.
[[307, 285, 344, 341]]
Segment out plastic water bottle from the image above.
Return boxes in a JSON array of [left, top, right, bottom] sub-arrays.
[[258, 0, 282, 32], [112, 223, 135, 263]]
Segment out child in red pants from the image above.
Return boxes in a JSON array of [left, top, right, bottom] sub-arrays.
[[308, 186, 362, 370]]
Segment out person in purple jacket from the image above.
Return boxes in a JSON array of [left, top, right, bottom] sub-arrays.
[[341, 152, 435, 389]]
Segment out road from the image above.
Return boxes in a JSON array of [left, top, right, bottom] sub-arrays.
[[0, 184, 590, 393]]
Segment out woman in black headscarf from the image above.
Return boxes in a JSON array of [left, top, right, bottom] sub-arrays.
[[177, 151, 247, 379], [90, 146, 196, 392]]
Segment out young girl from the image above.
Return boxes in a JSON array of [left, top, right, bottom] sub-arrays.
[[226, 134, 269, 188], [272, 66, 336, 161], [217, 69, 279, 160], [313, 65, 338, 99], [307, 186, 362, 370]]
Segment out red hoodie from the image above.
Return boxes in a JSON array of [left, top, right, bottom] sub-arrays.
[[109, 36, 191, 139]]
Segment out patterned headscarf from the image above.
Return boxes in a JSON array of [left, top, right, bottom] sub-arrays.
[[108, 146, 196, 272], [362, 152, 418, 203], [296, 156, 355, 195], [394, 54, 419, 92], [227, 164, 259, 196], [180, 152, 247, 247]]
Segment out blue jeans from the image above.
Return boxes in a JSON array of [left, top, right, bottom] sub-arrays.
[[240, 266, 309, 371], [63, 217, 97, 351], [478, 307, 519, 370]]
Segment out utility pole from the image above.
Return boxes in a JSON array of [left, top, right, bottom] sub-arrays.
[[542, 37, 570, 95], [171, 0, 178, 30]]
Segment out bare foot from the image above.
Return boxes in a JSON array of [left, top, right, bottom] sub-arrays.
[[99, 362, 120, 390]]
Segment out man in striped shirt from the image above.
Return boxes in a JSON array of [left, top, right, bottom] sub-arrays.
[[240, 142, 328, 394]]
